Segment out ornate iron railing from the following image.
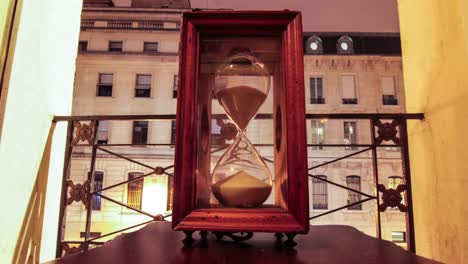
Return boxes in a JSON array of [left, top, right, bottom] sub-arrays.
[[53, 113, 423, 257]]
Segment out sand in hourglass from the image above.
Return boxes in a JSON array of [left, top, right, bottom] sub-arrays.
[[216, 86, 267, 131], [212, 171, 271, 207]]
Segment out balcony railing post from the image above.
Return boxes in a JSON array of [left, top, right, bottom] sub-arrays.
[[55, 121, 74, 258], [399, 119, 416, 253], [369, 118, 382, 239]]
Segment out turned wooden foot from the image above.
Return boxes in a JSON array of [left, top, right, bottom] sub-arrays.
[[284, 233, 297, 248], [275, 233, 284, 240], [182, 231, 195, 246], [200, 231, 208, 241]]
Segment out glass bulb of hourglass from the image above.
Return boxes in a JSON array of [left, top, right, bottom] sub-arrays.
[[212, 53, 273, 208]]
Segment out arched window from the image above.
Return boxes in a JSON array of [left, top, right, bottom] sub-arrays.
[[388, 176, 405, 206], [312, 175, 328, 209], [346, 175, 362, 210], [127, 172, 144, 209]]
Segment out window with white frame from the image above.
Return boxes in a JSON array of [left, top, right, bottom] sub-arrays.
[[108, 41, 123, 52], [171, 120, 176, 145], [211, 119, 225, 146], [310, 77, 325, 104], [173, 75, 178, 98], [135, 74, 151, 98], [342, 75, 357, 104], [312, 175, 328, 209], [143, 42, 158, 53], [78, 41, 88, 52], [346, 175, 362, 210], [127, 172, 144, 209], [90, 171, 104, 210], [97, 73, 113, 97], [344, 121, 357, 150], [382, 76, 398, 105], [132, 121, 148, 144], [391, 231, 406, 243], [311, 120, 325, 149], [96, 121, 108, 144]]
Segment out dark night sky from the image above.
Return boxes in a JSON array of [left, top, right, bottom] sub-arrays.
[[190, 0, 400, 33]]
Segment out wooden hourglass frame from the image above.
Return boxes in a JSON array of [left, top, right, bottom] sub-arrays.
[[172, 11, 309, 247]]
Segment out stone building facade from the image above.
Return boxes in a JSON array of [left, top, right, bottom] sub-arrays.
[[65, 4, 408, 248]]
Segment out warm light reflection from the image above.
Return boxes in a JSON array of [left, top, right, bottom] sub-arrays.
[[141, 176, 168, 215], [319, 118, 328, 124]]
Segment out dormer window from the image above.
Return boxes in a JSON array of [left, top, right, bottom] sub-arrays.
[[337, 36, 354, 54], [305, 35, 323, 54]]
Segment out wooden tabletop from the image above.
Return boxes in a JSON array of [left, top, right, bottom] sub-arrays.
[[48, 221, 439, 264]]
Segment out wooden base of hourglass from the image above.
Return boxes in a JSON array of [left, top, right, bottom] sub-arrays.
[[181, 230, 298, 248]]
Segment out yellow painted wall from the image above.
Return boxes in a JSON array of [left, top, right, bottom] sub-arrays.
[[0, 0, 82, 262], [398, 0, 468, 262], [0, 0, 14, 76]]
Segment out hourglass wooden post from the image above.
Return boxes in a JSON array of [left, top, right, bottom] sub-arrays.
[[172, 10, 309, 247]]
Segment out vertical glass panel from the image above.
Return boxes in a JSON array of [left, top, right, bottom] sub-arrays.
[[197, 34, 281, 209]]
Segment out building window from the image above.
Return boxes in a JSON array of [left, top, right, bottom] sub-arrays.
[[96, 121, 108, 144], [171, 120, 176, 145], [382, 76, 398, 105], [311, 120, 325, 149], [211, 120, 225, 146], [90, 171, 104, 210], [143, 42, 159, 53], [388, 176, 405, 206], [108, 41, 123, 52], [391, 231, 406, 243], [135, 74, 152, 98], [78, 41, 88, 52], [344, 121, 357, 150], [346, 175, 362, 210], [342, 75, 357, 104], [173, 75, 178, 98], [312, 175, 328, 209], [127, 172, 144, 209], [97, 73, 113, 97], [310, 77, 325, 104], [132, 121, 148, 144]]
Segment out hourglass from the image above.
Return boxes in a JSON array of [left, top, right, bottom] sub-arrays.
[[173, 11, 309, 246], [211, 53, 272, 208]]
